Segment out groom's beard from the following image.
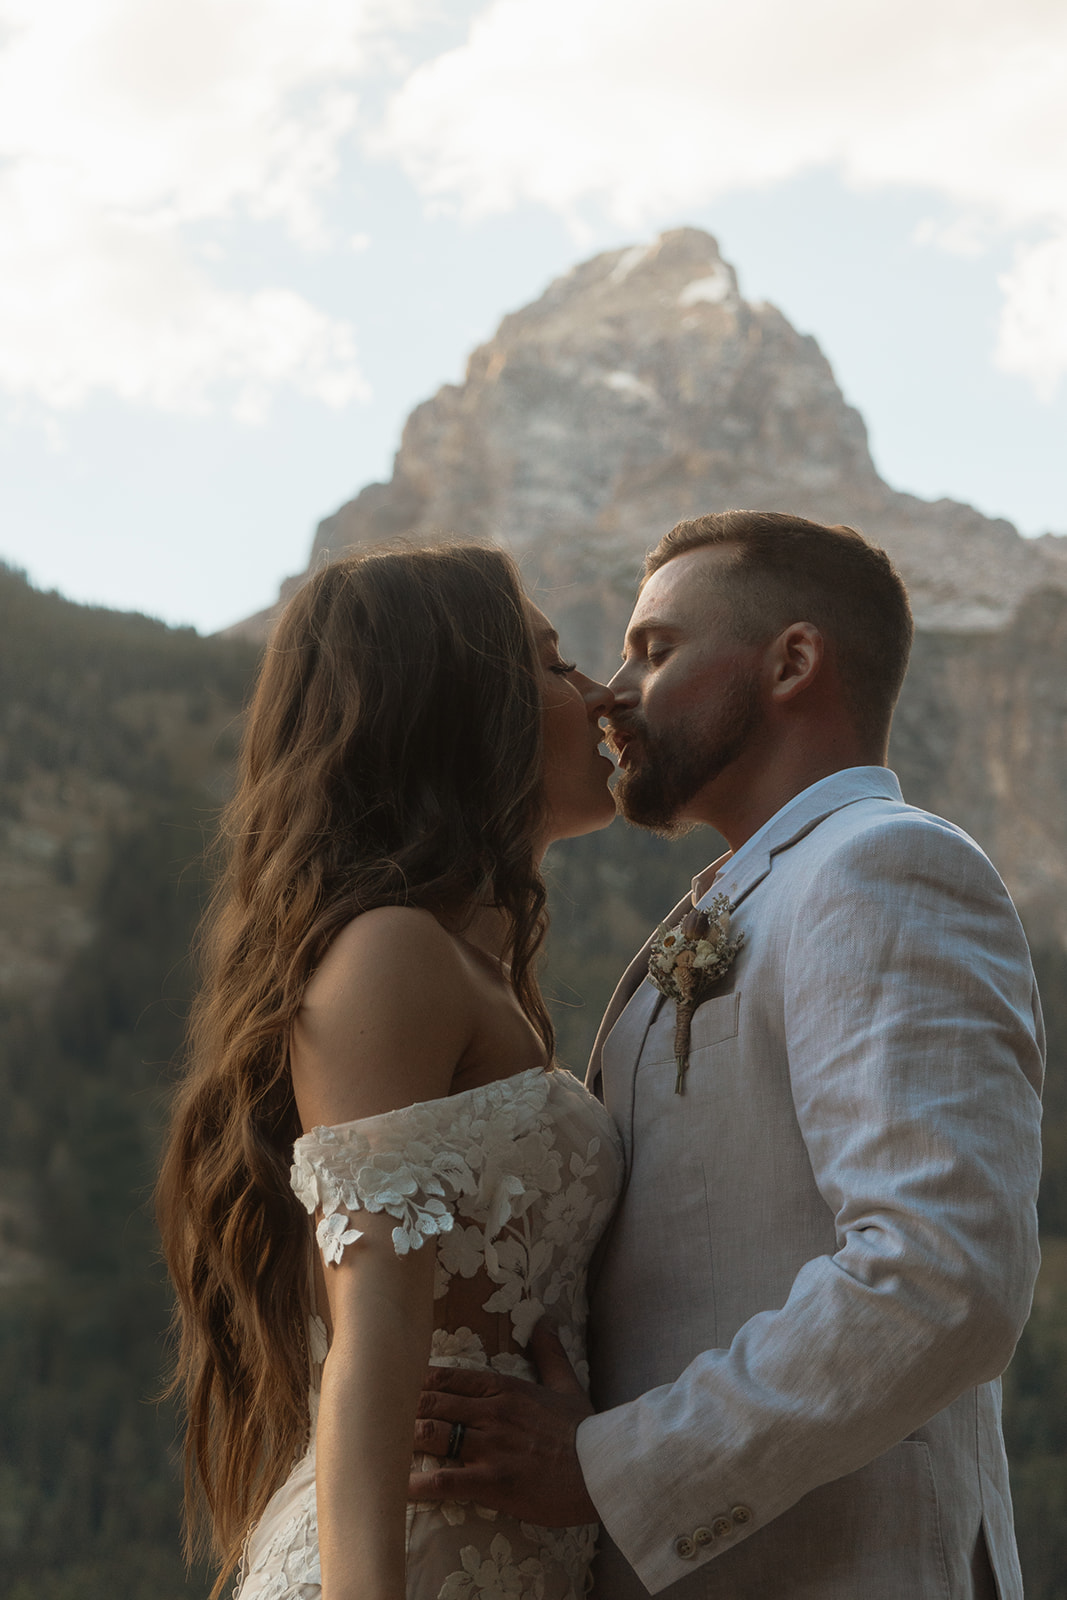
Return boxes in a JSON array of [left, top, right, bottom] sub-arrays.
[[611, 669, 762, 837]]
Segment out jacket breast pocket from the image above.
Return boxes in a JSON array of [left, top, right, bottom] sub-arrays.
[[637, 990, 740, 1075], [688, 991, 740, 1055]]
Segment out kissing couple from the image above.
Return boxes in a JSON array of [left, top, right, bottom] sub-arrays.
[[158, 510, 1043, 1600]]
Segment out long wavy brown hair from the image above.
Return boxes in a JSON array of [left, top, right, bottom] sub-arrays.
[[156, 543, 552, 1592]]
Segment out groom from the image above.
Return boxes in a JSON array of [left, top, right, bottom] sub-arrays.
[[413, 511, 1044, 1599]]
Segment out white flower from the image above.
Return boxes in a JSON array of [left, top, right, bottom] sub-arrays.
[[438, 1533, 546, 1600], [290, 1150, 338, 1217], [353, 1151, 422, 1211], [431, 1326, 487, 1363], [392, 1204, 452, 1256], [437, 1222, 486, 1279], [315, 1211, 363, 1264], [510, 1296, 546, 1348], [490, 1350, 536, 1381], [520, 1521, 597, 1573], [542, 1179, 599, 1248], [435, 1148, 477, 1194], [510, 1132, 563, 1204]]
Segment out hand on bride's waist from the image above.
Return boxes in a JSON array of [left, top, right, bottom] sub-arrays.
[[408, 1320, 598, 1527]]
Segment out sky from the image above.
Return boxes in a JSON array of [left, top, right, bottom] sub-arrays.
[[1, 0, 1065, 635]]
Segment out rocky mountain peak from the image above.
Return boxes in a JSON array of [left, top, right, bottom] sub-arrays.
[[233, 227, 1065, 657], [309, 228, 881, 596]]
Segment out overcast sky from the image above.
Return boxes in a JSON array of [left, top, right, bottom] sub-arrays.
[[1, 0, 1065, 634]]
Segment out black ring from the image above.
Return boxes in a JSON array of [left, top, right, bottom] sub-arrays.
[[446, 1421, 466, 1462]]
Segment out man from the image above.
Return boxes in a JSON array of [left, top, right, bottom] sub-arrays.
[[412, 511, 1044, 1599]]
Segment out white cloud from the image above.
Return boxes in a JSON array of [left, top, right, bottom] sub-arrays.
[[996, 232, 1067, 403], [0, 0, 415, 416], [0, 160, 371, 415], [377, 0, 1067, 396], [5, 0, 1066, 414]]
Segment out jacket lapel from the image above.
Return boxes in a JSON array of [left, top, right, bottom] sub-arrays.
[[585, 867, 727, 1163], [585, 769, 904, 1158], [701, 767, 903, 912], [584, 885, 691, 1093]]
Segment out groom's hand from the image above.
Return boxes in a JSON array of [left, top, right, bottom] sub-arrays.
[[408, 1321, 598, 1526]]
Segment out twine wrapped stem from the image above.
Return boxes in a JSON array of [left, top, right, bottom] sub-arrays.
[[674, 997, 696, 1093], [672, 914, 705, 1093]]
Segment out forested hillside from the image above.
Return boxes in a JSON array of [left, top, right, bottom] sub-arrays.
[[0, 566, 257, 1597], [0, 566, 1064, 1596]]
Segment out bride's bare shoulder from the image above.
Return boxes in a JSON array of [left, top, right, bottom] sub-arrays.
[[292, 908, 477, 1125], [310, 905, 468, 988]]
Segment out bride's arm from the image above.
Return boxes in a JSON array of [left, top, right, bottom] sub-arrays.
[[315, 1214, 437, 1600], [290, 907, 477, 1600]]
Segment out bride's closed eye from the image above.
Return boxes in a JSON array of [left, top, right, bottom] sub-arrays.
[[549, 660, 578, 676]]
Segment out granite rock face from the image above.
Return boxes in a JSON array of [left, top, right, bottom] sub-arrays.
[[243, 227, 1067, 941], [892, 590, 1067, 947], [296, 227, 1062, 651]]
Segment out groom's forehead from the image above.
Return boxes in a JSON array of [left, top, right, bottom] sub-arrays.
[[629, 545, 737, 629]]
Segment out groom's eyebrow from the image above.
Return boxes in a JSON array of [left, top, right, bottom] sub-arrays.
[[621, 617, 675, 656]]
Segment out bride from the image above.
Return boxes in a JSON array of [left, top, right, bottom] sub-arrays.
[[156, 543, 624, 1600]]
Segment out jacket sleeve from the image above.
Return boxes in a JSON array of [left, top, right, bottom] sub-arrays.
[[576, 813, 1044, 1593]]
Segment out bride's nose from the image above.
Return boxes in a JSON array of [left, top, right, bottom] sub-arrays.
[[578, 674, 615, 718]]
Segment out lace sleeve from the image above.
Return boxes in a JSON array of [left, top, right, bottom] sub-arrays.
[[290, 1068, 548, 1265]]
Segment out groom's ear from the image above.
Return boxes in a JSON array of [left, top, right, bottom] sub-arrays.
[[766, 622, 824, 705]]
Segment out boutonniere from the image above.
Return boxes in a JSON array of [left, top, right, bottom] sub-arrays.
[[647, 894, 744, 1094]]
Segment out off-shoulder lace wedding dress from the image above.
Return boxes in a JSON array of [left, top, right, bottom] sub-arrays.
[[234, 1066, 623, 1600]]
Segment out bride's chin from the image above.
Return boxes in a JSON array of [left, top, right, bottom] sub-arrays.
[[540, 795, 619, 852]]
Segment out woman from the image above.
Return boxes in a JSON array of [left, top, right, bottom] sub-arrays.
[[156, 543, 624, 1600]]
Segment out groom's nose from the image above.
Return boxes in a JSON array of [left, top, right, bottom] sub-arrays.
[[607, 663, 639, 705]]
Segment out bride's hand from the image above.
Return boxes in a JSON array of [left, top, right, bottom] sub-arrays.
[[408, 1322, 598, 1526]]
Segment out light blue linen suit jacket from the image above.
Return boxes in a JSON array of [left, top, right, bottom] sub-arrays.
[[576, 768, 1044, 1600]]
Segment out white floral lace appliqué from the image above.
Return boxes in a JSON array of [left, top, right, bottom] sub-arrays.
[[437, 1533, 547, 1600], [256, 1069, 624, 1600], [291, 1071, 586, 1349]]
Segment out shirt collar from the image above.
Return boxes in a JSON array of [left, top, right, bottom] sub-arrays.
[[690, 766, 903, 908]]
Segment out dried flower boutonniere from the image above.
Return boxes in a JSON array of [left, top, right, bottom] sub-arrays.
[[647, 894, 744, 1093]]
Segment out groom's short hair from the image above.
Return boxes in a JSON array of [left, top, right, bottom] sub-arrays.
[[644, 510, 914, 750]]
